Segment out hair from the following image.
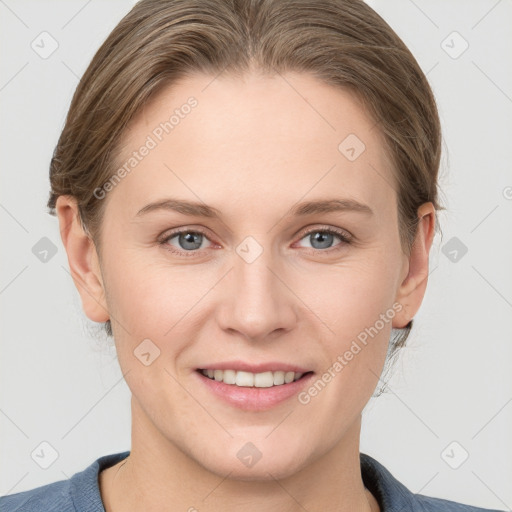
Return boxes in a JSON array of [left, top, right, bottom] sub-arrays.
[[47, 0, 444, 370]]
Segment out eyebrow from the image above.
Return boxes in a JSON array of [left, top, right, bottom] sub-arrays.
[[135, 197, 374, 218]]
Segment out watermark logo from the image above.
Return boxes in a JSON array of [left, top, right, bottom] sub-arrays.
[[441, 236, 468, 263], [338, 133, 366, 161], [134, 338, 161, 366], [31, 441, 59, 469], [441, 31, 469, 60], [31, 31, 59, 59], [441, 441, 469, 469], [32, 237, 58, 263], [236, 236, 264, 264], [236, 442, 262, 468]]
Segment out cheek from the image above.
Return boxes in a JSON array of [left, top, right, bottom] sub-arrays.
[[102, 252, 217, 352], [293, 265, 396, 439], [292, 253, 399, 391], [294, 251, 400, 337], [104, 248, 178, 319]]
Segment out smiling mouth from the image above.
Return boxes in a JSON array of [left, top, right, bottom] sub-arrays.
[[197, 368, 313, 388]]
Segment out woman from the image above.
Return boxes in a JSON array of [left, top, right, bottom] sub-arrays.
[[0, 0, 506, 510]]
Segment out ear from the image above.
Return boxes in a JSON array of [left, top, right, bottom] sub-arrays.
[[392, 202, 436, 329], [55, 195, 110, 323]]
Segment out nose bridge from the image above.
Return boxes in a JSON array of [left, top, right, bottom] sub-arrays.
[[218, 237, 296, 340]]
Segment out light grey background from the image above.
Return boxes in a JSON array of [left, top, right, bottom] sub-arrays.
[[1, 0, 511, 509]]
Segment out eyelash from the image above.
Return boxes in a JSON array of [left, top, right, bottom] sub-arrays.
[[158, 226, 353, 258]]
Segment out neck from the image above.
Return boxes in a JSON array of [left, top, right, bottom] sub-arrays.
[[100, 398, 379, 512]]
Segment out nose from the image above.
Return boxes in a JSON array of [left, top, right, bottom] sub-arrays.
[[216, 243, 298, 342]]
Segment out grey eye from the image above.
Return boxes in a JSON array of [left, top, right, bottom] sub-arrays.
[[170, 232, 205, 251], [308, 231, 335, 249]]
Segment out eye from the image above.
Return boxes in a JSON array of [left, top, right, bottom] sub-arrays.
[[295, 226, 352, 252], [159, 225, 352, 258], [159, 228, 214, 257]]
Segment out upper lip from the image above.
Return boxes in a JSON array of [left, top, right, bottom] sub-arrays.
[[197, 361, 312, 374]]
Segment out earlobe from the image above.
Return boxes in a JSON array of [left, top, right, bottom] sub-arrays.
[[55, 195, 110, 323], [392, 202, 436, 329]]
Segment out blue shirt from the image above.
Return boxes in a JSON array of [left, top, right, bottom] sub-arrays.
[[0, 451, 506, 511]]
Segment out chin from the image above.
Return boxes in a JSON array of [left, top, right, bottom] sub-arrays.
[[210, 460, 306, 482], [195, 442, 311, 482]]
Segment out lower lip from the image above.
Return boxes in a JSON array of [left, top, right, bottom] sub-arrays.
[[195, 370, 315, 411]]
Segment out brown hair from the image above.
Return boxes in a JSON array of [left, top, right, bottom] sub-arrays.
[[47, 0, 444, 363]]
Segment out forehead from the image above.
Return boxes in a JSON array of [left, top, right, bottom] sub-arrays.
[[108, 71, 397, 222]]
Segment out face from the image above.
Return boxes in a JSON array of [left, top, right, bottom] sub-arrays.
[[63, 71, 428, 480]]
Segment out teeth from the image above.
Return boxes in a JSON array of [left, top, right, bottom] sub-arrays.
[[284, 371, 295, 384], [222, 369, 236, 385], [201, 369, 306, 387], [273, 371, 285, 385], [236, 371, 254, 387]]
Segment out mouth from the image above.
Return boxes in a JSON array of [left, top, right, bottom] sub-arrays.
[[197, 368, 311, 387], [194, 366, 315, 411], [197, 369, 313, 388]]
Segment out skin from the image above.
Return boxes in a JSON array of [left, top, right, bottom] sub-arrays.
[[56, 71, 435, 512]]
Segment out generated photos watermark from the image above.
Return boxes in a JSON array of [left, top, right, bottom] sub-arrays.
[[93, 96, 198, 200], [297, 302, 403, 405]]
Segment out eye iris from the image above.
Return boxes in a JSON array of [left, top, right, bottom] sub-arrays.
[[179, 232, 202, 250], [310, 231, 334, 249]]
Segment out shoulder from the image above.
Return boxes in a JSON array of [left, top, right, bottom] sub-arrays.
[[0, 451, 130, 512], [360, 452, 506, 512], [0, 478, 73, 512], [414, 493, 506, 512]]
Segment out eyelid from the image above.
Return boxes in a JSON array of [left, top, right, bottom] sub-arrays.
[[296, 224, 353, 243], [158, 225, 212, 244]]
